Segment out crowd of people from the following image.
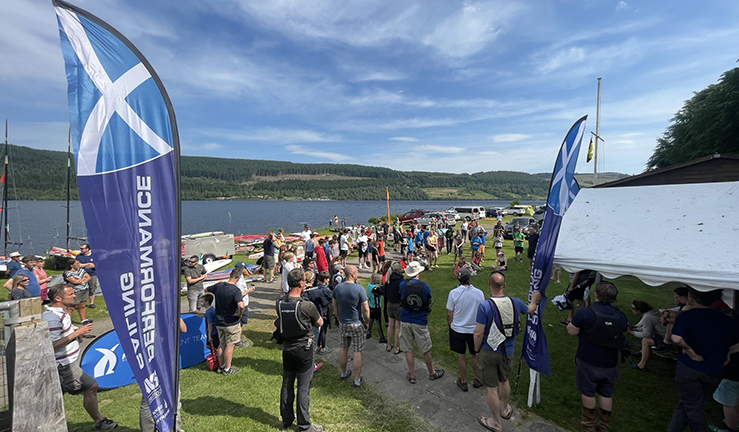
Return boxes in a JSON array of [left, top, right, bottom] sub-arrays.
[[19, 215, 739, 432]]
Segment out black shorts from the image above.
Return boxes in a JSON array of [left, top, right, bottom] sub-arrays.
[[379, 255, 386, 262], [426, 244, 436, 252], [575, 357, 617, 398], [369, 307, 382, 320], [340, 250, 348, 258], [515, 246, 524, 253], [527, 249, 535, 259], [449, 327, 476, 355], [568, 286, 586, 301]]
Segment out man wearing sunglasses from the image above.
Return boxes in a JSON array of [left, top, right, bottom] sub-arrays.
[[183, 255, 207, 313], [76, 244, 99, 309]]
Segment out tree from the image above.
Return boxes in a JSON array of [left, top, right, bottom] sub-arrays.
[[646, 68, 739, 170], [510, 199, 521, 206]]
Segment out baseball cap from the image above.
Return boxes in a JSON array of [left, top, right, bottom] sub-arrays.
[[234, 262, 247, 268]]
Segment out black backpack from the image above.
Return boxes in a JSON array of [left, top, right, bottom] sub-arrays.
[[580, 305, 626, 350], [401, 279, 429, 312], [271, 299, 312, 344]]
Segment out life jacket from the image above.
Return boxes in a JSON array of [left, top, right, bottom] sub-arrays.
[[401, 279, 429, 312], [275, 299, 312, 341], [489, 297, 519, 338], [580, 305, 626, 349]]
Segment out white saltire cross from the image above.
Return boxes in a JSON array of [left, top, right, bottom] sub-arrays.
[[550, 122, 585, 216], [55, 7, 172, 176]]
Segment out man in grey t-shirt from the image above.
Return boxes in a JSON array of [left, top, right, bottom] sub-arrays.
[[332, 265, 369, 387], [183, 255, 207, 312]]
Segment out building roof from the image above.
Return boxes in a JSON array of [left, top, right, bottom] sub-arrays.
[[595, 153, 739, 188]]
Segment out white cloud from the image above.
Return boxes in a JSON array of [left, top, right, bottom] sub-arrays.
[[198, 128, 344, 144], [413, 145, 465, 154], [286, 145, 352, 162], [390, 137, 419, 142], [202, 143, 224, 150], [492, 134, 530, 143], [616, 1, 629, 10]]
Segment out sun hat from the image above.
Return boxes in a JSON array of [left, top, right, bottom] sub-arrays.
[[9, 252, 20, 258], [405, 261, 424, 277]]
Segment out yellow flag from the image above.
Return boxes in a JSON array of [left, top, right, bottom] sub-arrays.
[[586, 137, 594, 163]]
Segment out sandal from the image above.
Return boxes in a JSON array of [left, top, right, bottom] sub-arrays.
[[394, 347, 403, 355], [406, 371, 416, 384], [478, 416, 502, 432], [386, 345, 392, 352], [501, 404, 513, 420], [429, 368, 445, 380]]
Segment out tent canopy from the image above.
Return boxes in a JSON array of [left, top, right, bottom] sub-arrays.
[[553, 181, 739, 292]]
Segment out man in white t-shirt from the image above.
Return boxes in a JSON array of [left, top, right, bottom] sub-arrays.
[[446, 269, 485, 391], [339, 229, 350, 267], [42, 284, 118, 430]]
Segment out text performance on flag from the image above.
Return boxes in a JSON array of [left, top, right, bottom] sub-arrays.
[[521, 115, 587, 406], [53, 1, 181, 430]]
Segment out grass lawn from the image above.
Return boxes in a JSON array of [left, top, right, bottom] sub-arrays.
[[405, 218, 724, 432], [17, 219, 724, 431]]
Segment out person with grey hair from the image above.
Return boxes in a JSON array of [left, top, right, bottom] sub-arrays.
[[446, 268, 484, 392], [332, 265, 370, 387], [279, 267, 324, 432], [567, 281, 628, 432], [205, 268, 245, 375]]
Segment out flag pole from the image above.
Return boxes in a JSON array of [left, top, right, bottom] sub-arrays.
[[386, 187, 390, 223], [594, 77, 601, 185]]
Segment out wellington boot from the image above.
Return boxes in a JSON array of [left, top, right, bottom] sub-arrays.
[[572, 405, 596, 432], [596, 408, 612, 432]]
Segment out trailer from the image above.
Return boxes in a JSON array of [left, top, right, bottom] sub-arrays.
[[181, 231, 235, 264]]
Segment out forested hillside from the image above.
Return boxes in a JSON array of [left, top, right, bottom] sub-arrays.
[[3, 145, 550, 200]]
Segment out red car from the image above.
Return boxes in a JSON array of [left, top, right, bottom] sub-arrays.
[[398, 209, 427, 225]]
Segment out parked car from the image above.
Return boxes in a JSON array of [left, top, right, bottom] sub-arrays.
[[506, 205, 531, 216], [454, 206, 484, 221], [417, 212, 456, 227], [503, 217, 536, 239], [495, 207, 508, 216], [398, 209, 427, 224], [485, 207, 499, 217], [442, 208, 460, 220]]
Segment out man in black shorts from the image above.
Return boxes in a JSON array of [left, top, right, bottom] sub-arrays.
[[560, 269, 597, 326], [567, 281, 628, 432], [446, 269, 485, 391]]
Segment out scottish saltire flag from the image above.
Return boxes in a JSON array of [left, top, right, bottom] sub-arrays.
[[53, 1, 181, 431], [522, 115, 587, 377]]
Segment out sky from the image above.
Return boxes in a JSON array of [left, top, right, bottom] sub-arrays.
[[2, 0, 738, 176]]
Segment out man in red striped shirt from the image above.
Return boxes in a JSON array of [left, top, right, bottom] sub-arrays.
[[42, 284, 117, 430]]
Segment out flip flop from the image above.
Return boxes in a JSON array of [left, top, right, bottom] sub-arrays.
[[501, 404, 513, 420], [478, 416, 502, 432], [386, 345, 392, 352], [394, 347, 403, 355]]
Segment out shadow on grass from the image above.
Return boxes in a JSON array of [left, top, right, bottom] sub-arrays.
[[248, 311, 277, 321], [66, 423, 138, 432], [182, 396, 280, 429], [231, 357, 283, 376]]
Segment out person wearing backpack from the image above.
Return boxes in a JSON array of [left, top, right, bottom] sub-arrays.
[[566, 281, 628, 432], [277, 268, 324, 432], [473, 271, 541, 432], [399, 261, 444, 384]]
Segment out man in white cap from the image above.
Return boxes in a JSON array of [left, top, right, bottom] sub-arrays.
[[399, 261, 444, 384], [6, 252, 21, 278]]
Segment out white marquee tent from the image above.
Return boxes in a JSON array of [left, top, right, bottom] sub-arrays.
[[553, 181, 739, 293]]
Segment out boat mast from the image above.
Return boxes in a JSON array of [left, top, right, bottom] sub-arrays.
[[66, 129, 71, 251], [593, 77, 601, 186], [3, 120, 7, 258]]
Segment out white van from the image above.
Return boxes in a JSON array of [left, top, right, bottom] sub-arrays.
[[454, 206, 484, 221]]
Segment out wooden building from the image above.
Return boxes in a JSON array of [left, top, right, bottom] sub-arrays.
[[595, 153, 739, 188]]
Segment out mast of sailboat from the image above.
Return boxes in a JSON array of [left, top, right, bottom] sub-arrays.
[[593, 77, 602, 186], [66, 128, 72, 251], [3, 120, 8, 258]]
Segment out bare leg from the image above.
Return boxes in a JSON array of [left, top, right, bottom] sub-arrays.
[[638, 338, 654, 369], [221, 344, 235, 369], [598, 396, 613, 411], [471, 354, 479, 380], [83, 383, 105, 424], [457, 353, 467, 383], [484, 385, 503, 430], [582, 394, 596, 409], [405, 351, 415, 379], [422, 350, 435, 375], [78, 301, 86, 321], [724, 402, 739, 430], [353, 351, 363, 378], [339, 347, 348, 374], [499, 379, 511, 417]]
